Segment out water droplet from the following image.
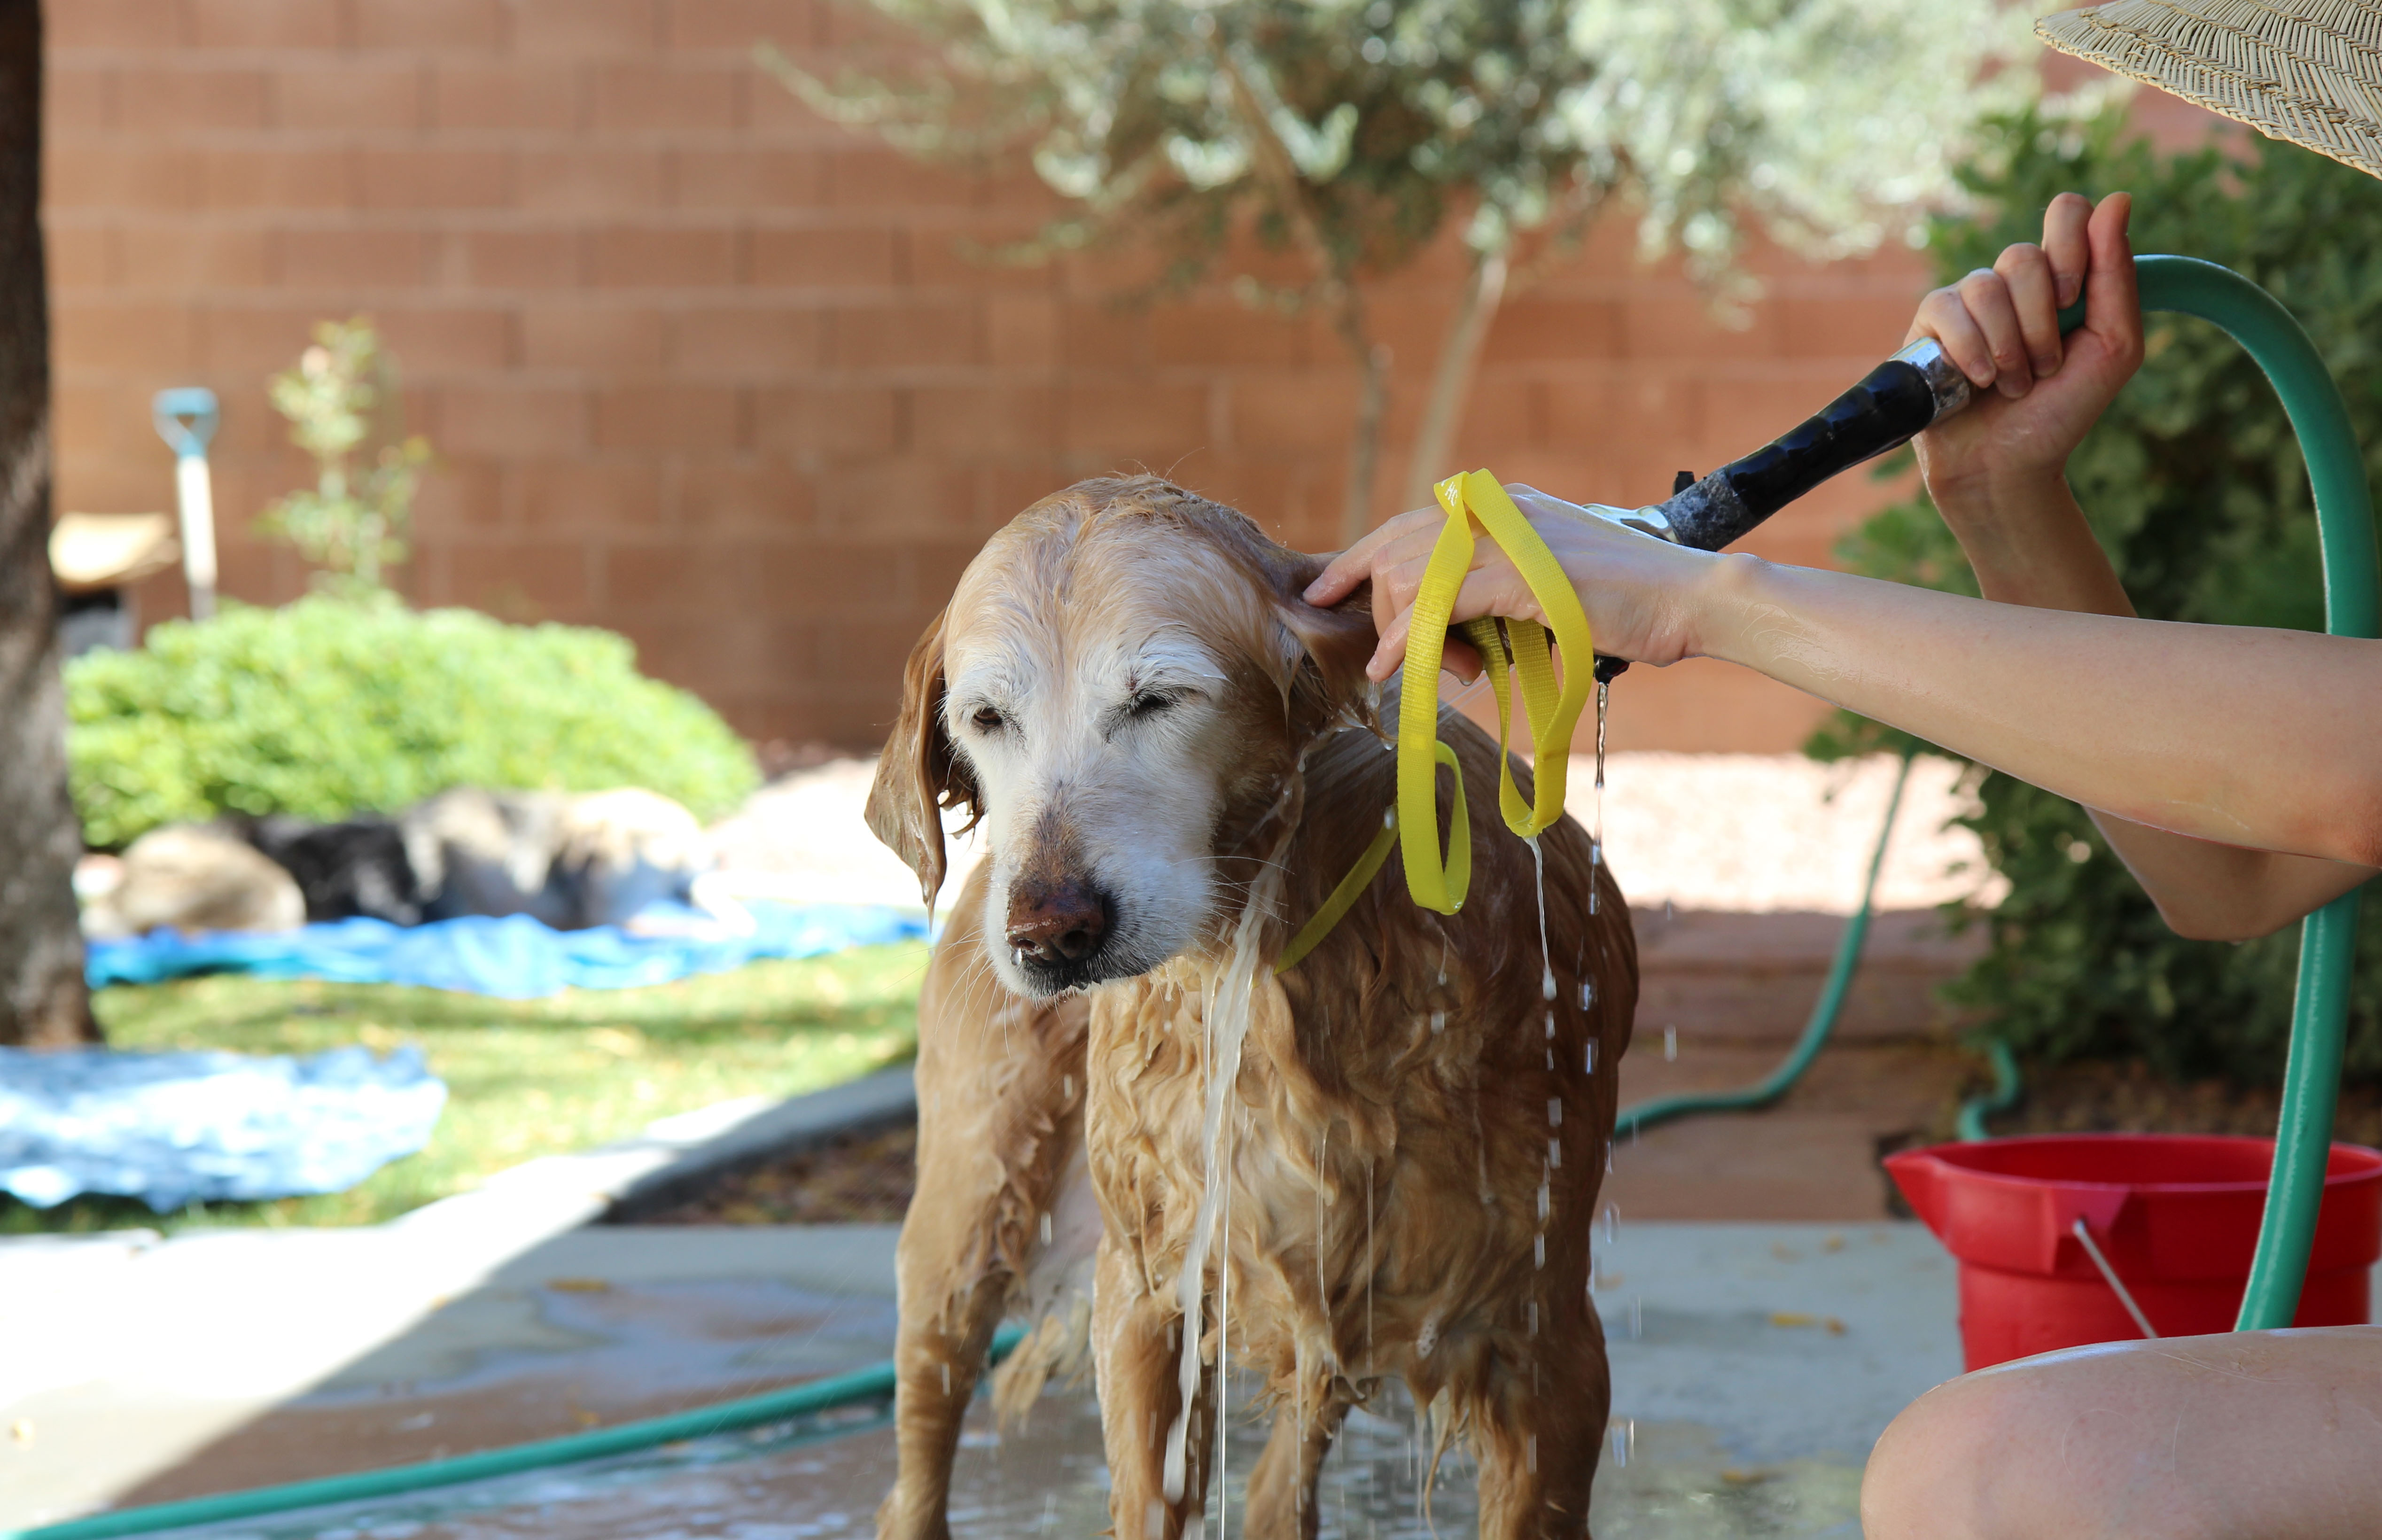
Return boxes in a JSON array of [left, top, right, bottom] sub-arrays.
[[1429, 1009, 1445, 1034], [1589, 683, 1609, 915], [1585, 1040, 1598, 1073], [1580, 979, 1595, 1009], [1543, 1009, 1555, 1039], [1527, 1432, 1539, 1472], [1549, 1136, 1562, 1168], [1664, 1024, 1678, 1062], [1534, 1232, 1547, 1268], [1541, 967, 1557, 1001], [1602, 1202, 1619, 1248], [1040, 1211, 1053, 1244], [1537, 1180, 1551, 1221], [1529, 1299, 1540, 1336], [1631, 1295, 1643, 1338], [941, 1362, 951, 1395], [1612, 1422, 1628, 1467], [1548, 1097, 1563, 1127]]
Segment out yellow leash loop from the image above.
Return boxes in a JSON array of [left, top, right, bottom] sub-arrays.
[[1277, 470, 1597, 970]]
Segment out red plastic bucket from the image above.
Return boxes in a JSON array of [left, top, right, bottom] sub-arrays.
[[1885, 1134, 2382, 1370]]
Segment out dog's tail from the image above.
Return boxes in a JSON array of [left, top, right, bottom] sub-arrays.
[[988, 1295, 1094, 1431]]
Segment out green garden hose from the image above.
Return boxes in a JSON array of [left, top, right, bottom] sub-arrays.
[[1619, 257, 2373, 1338], [1938, 257, 2375, 1329], [1615, 754, 1914, 1138], [2132, 259, 2381, 1330], [2, 1326, 1025, 1540], [1954, 1036, 2021, 1144]]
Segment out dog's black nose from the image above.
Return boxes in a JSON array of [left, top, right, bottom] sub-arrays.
[[1005, 879, 1111, 967]]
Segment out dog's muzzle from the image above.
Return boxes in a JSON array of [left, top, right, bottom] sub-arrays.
[[1004, 876, 1118, 994]]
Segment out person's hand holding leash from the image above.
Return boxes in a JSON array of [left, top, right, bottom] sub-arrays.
[[1305, 483, 1724, 682]]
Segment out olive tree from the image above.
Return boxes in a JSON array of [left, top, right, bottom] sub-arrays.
[[774, 0, 2033, 542]]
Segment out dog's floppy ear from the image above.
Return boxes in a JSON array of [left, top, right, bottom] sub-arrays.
[[865, 607, 980, 911], [1268, 553, 1380, 734]]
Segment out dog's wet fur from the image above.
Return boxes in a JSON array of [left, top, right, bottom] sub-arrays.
[[867, 476, 1635, 1539]]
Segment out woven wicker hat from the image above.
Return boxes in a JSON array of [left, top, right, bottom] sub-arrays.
[[2038, 1, 2382, 180]]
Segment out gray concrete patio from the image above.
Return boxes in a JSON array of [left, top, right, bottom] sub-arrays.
[[2, 1208, 1966, 1540]]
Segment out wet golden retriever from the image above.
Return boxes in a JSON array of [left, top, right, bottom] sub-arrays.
[[866, 476, 1635, 1539]]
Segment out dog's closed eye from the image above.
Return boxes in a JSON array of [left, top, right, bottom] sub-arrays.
[[969, 705, 1007, 734], [1126, 691, 1179, 718]]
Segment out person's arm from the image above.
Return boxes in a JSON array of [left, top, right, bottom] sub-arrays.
[[1309, 193, 2380, 938], [1697, 558, 2382, 906], [1899, 191, 2374, 939], [1926, 474, 2370, 939]]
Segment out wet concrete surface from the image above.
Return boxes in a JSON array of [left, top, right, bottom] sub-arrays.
[[0, 1227, 903, 1528], [4, 1223, 1958, 1539]]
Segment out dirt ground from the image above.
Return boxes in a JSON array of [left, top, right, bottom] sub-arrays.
[[1988, 1058, 2382, 1145], [640, 1052, 2382, 1230], [644, 1122, 919, 1225]]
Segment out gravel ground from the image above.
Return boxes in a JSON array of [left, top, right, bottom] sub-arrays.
[[708, 752, 1998, 917]]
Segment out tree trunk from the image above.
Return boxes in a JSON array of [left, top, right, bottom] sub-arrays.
[[1401, 249, 1509, 511], [0, 0, 96, 1048], [1338, 330, 1392, 548]]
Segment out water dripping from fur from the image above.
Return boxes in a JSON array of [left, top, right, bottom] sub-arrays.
[[1160, 859, 1283, 1506], [1589, 681, 1608, 915]]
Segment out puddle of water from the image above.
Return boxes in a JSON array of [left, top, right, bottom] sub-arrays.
[[152, 1380, 1859, 1540]]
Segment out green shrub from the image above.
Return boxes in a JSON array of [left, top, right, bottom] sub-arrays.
[[1810, 105, 2382, 1085], [69, 596, 761, 849]]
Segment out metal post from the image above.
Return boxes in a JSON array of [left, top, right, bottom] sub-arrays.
[[151, 388, 220, 622]]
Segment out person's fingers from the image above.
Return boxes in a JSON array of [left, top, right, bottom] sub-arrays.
[[2041, 192, 2092, 309], [1366, 545, 1542, 681], [1993, 241, 2064, 379], [1306, 505, 1443, 604], [2083, 191, 2141, 362], [1352, 527, 1452, 629], [1912, 288, 1999, 389], [1307, 513, 1417, 606], [1369, 602, 1417, 680], [1955, 268, 2032, 399]]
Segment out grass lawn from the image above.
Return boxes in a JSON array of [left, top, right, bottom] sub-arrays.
[[0, 942, 931, 1236]]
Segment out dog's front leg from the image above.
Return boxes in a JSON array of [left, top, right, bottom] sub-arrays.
[[1096, 1235, 1216, 1540], [878, 1201, 1008, 1540], [1241, 1380, 1354, 1540], [879, 878, 1086, 1540], [1470, 1312, 1610, 1540]]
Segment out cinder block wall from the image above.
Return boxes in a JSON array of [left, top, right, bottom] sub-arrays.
[[48, 0, 1963, 754]]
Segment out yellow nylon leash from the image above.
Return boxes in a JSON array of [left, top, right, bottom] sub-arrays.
[[1276, 470, 1598, 971]]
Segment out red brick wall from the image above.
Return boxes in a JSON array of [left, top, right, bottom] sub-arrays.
[[44, 4, 2213, 754]]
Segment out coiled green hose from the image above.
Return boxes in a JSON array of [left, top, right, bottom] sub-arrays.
[[1, 1327, 1025, 1540]]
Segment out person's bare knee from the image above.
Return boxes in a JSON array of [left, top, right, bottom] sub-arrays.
[[1863, 1369, 2022, 1540], [1867, 1331, 2382, 1540]]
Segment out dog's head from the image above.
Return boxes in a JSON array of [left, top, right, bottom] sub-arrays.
[[867, 477, 1376, 997]]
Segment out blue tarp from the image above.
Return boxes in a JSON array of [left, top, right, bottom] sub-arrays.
[[0, 1044, 449, 1211], [85, 901, 930, 999]]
